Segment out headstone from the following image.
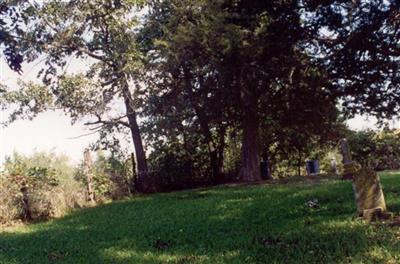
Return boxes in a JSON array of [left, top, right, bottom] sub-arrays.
[[339, 138, 388, 221], [340, 139, 357, 179], [315, 161, 319, 174], [352, 168, 387, 216], [306, 160, 319, 175], [260, 161, 271, 180], [330, 158, 338, 174]]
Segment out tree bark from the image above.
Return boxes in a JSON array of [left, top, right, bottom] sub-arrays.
[[239, 104, 262, 182], [122, 85, 155, 193], [216, 125, 226, 183]]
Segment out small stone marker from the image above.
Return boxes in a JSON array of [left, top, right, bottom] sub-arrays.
[[306, 160, 320, 176], [260, 161, 271, 180], [340, 139, 358, 179], [330, 158, 338, 175], [339, 139, 389, 222]]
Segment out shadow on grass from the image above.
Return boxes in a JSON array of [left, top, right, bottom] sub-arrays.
[[1, 176, 400, 263]]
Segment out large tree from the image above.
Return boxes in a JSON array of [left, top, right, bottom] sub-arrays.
[[1, 0, 156, 193], [143, 0, 339, 181], [139, 0, 234, 183]]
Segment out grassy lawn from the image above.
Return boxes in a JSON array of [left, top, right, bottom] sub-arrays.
[[1, 172, 400, 264]]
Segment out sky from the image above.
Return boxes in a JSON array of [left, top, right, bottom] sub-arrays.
[[0, 58, 399, 165], [0, 58, 100, 164]]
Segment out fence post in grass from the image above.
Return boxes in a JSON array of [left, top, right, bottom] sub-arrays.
[[339, 138, 389, 222], [84, 148, 95, 204]]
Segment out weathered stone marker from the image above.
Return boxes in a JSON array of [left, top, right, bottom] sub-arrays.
[[340, 139, 358, 179], [330, 158, 338, 175], [306, 160, 320, 176], [340, 139, 388, 222]]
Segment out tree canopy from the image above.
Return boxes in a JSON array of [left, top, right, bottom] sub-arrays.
[[1, 0, 399, 191]]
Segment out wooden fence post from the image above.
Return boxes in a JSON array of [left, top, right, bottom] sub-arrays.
[[84, 149, 95, 204]]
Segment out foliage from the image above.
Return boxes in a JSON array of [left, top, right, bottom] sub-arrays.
[[148, 140, 212, 191], [141, 0, 343, 181], [3, 152, 60, 195], [0, 151, 86, 223], [0, 0, 155, 192], [347, 129, 400, 170], [319, 148, 343, 175], [0, 81, 54, 125], [1, 172, 400, 263], [1, 0, 400, 188], [0, 0, 31, 72], [0, 176, 22, 224], [304, 0, 400, 119], [75, 151, 134, 200]]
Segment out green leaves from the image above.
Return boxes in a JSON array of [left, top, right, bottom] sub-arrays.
[[0, 81, 54, 125], [2, 152, 63, 190]]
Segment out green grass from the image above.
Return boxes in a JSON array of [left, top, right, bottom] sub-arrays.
[[1, 172, 400, 263]]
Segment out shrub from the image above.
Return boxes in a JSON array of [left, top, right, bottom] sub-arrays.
[[74, 151, 134, 201], [148, 142, 213, 192], [0, 176, 22, 224], [347, 129, 400, 170], [0, 151, 87, 224]]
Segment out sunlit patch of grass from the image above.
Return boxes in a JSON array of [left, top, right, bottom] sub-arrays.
[[1, 172, 400, 263]]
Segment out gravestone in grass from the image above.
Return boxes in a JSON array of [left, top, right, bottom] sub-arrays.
[[330, 158, 338, 175], [340, 139, 388, 222], [260, 161, 271, 180], [306, 160, 320, 176]]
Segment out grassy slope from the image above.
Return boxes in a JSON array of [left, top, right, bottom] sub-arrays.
[[1, 172, 400, 264]]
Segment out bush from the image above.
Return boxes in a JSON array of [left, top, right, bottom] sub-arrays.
[[0, 151, 87, 224], [0, 177, 22, 224], [42, 181, 87, 218], [74, 151, 134, 201], [148, 142, 213, 192], [347, 129, 400, 170]]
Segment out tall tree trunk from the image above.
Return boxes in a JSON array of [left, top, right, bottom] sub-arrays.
[[297, 150, 302, 177], [215, 125, 226, 183], [239, 95, 262, 182], [123, 85, 155, 193]]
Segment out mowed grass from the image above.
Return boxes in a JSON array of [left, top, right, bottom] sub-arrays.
[[1, 172, 400, 263]]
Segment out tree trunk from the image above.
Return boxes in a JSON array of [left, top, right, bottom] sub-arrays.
[[215, 126, 226, 183], [123, 85, 155, 193], [239, 105, 262, 182], [297, 150, 302, 177], [20, 186, 32, 222], [183, 67, 224, 184]]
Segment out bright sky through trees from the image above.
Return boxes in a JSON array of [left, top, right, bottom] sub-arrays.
[[1, 58, 399, 165]]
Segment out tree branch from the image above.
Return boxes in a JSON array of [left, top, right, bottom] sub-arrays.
[[84, 115, 130, 129]]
